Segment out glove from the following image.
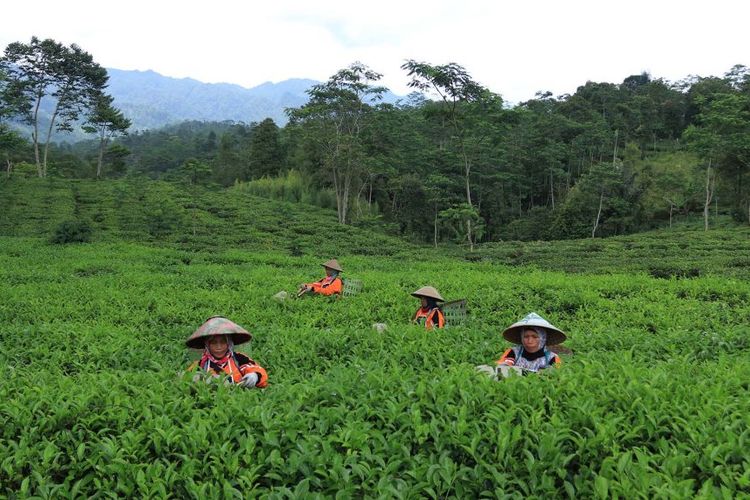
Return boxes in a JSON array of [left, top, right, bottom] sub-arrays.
[[240, 373, 259, 388]]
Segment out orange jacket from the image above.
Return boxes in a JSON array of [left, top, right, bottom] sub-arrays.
[[188, 351, 268, 387], [307, 276, 343, 296], [413, 307, 445, 330]]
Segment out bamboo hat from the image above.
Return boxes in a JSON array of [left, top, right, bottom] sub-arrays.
[[411, 286, 445, 302], [502, 312, 566, 345], [185, 316, 252, 349], [322, 259, 343, 272]]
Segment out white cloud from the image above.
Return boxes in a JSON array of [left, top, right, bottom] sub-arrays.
[[2, 0, 748, 104]]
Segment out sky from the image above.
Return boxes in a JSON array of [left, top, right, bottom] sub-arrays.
[[2, 0, 749, 104]]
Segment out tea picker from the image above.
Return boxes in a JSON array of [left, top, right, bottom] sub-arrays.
[[185, 316, 268, 389], [297, 259, 344, 297], [476, 312, 567, 379], [411, 286, 446, 330]]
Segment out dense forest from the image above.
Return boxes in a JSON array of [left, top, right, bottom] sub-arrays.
[[2, 38, 749, 243]]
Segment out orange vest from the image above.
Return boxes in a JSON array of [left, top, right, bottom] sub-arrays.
[[308, 276, 343, 296], [188, 352, 268, 387], [414, 307, 445, 330]]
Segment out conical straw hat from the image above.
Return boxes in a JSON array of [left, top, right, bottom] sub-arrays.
[[185, 316, 252, 349], [502, 312, 567, 345], [411, 286, 444, 302], [321, 259, 343, 272]]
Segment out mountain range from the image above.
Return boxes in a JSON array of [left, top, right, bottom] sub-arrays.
[[8, 68, 404, 142], [106, 68, 402, 132], [105, 68, 317, 130]]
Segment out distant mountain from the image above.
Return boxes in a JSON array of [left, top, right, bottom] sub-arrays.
[[105, 69, 317, 130], [7, 68, 404, 142], [106, 68, 403, 132]]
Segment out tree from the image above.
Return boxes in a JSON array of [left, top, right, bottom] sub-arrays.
[[0, 37, 107, 176], [401, 60, 501, 249], [213, 131, 243, 185], [103, 143, 130, 178], [684, 84, 750, 223], [288, 62, 386, 224], [247, 118, 283, 178], [82, 92, 131, 178], [0, 123, 26, 177]]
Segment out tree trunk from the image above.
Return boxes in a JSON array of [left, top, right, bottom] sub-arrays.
[[612, 129, 619, 164], [592, 192, 603, 238], [341, 161, 352, 224], [704, 159, 713, 231], [518, 192, 522, 217], [5, 158, 12, 178], [433, 206, 438, 248], [368, 178, 373, 211], [550, 171, 555, 210], [32, 95, 43, 177], [669, 203, 673, 228], [42, 102, 62, 178], [96, 137, 108, 179], [463, 150, 474, 251], [332, 166, 343, 224]]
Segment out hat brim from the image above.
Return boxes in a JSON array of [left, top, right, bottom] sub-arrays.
[[186, 332, 252, 349], [411, 292, 445, 302], [502, 326, 566, 346], [321, 260, 343, 272]]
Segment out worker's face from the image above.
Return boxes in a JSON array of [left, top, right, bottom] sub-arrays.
[[420, 297, 428, 308], [325, 267, 334, 276], [208, 335, 229, 358], [521, 329, 541, 352]]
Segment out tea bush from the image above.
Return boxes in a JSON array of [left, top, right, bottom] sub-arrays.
[[0, 178, 418, 258], [50, 219, 93, 244], [1, 234, 749, 497]]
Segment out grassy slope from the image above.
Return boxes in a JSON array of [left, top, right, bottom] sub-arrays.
[[1, 178, 749, 496], [0, 177, 418, 257], [471, 225, 750, 278]]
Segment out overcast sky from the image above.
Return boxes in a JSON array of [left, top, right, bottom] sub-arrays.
[[2, 0, 748, 104]]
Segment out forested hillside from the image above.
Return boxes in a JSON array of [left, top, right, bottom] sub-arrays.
[[2, 39, 749, 244]]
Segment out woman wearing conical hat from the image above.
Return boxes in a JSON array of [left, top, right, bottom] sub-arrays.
[[297, 259, 344, 297], [186, 316, 268, 388], [494, 312, 565, 376], [411, 286, 445, 330]]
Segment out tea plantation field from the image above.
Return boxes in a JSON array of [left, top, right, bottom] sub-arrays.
[[1, 179, 749, 497]]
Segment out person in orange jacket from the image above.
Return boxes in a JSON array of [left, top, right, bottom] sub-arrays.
[[297, 259, 344, 297], [411, 286, 445, 330], [185, 316, 268, 388]]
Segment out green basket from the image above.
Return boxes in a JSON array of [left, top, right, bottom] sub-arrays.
[[342, 278, 363, 297], [442, 299, 467, 327]]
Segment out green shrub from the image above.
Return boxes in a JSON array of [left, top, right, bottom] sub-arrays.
[[50, 219, 92, 244]]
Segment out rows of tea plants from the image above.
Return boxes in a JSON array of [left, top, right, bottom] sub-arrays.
[[0, 178, 417, 257], [1, 235, 749, 497], [471, 225, 750, 279]]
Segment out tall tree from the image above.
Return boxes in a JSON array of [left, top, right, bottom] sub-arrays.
[[288, 62, 386, 223], [401, 60, 501, 249], [248, 118, 283, 178], [684, 83, 750, 221], [82, 92, 131, 178], [0, 37, 107, 176]]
